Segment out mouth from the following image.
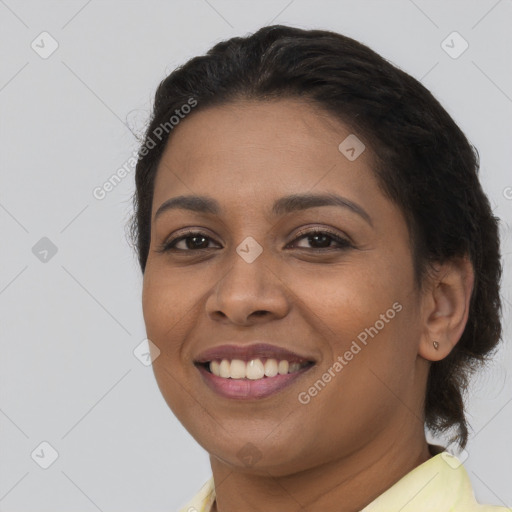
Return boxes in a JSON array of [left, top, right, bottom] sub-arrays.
[[195, 358, 315, 379], [193, 343, 317, 400]]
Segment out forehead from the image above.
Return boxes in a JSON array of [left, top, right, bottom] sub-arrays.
[[151, 98, 380, 215]]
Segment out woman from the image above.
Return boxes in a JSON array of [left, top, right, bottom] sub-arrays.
[[128, 25, 508, 511]]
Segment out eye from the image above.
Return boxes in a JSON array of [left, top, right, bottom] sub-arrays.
[[156, 230, 219, 253], [287, 228, 352, 251], [156, 227, 352, 253]]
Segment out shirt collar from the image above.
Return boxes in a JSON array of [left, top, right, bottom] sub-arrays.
[[179, 446, 485, 512], [362, 448, 473, 511]]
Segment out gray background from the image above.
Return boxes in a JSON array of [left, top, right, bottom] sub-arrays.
[[0, 0, 511, 511]]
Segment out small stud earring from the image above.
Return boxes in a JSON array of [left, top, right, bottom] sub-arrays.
[[433, 340, 439, 350]]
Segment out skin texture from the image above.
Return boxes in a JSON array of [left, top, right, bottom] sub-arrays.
[[141, 98, 475, 512]]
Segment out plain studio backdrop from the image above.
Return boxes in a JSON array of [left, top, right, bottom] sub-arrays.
[[0, 1, 511, 511]]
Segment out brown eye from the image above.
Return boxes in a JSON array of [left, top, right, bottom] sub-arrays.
[[289, 229, 352, 250], [156, 228, 352, 254], [156, 231, 220, 253]]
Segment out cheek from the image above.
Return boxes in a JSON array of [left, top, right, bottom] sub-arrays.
[[290, 262, 400, 340], [141, 268, 200, 418], [142, 262, 196, 323], [141, 263, 221, 370], [311, 285, 418, 424], [141, 266, 191, 358], [292, 259, 416, 388]]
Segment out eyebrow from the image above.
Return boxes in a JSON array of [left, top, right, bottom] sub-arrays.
[[154, 193, 373, 227]]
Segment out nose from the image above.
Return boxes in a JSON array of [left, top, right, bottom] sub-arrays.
[[205, 251, 290, 326]]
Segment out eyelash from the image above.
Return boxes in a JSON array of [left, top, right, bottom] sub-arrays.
[[156, 228, 353, 254]]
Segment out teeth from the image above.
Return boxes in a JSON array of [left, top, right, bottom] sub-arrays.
[[246, 359, 265, 380], [219, 359, 231, 378], [288, 362, 301, 372], [210, 360, 220, 376], [208, 358, 309, 379], [264, 358, 278, 377], [278, 360, 289, 375], [230, 359, 246, 379]]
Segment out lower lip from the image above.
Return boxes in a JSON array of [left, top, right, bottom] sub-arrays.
[[195, 363, 315, 400]]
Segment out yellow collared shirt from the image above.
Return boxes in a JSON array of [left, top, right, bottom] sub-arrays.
[[178, 451, 509, 511]]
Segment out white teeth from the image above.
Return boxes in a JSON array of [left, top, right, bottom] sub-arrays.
[[219, 359, 231, 378], [246, 359, 265, 380], [264, 359, 278, 377], [210, 360, 220, 376], [208, 358, 309, 379], [278, 360, 289, 375], [230, 359, 246, 379]]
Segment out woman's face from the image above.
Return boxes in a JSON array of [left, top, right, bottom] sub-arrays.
[[142, 98, 429, 475]]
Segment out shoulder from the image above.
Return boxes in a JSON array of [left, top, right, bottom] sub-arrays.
[[362, 451, 509, 511]]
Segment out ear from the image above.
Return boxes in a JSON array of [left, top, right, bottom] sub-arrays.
[[418, 255, 475, 362]]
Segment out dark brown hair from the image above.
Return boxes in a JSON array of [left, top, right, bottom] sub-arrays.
[[128, 24, 503, 449]]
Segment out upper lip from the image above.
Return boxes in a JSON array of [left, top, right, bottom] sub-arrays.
[[193, 343, 316, 364]]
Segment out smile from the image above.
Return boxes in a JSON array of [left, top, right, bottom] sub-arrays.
[[195, 358, 315, 400]]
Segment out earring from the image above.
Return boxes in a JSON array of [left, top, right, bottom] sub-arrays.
[[433, 340, 439, 350]]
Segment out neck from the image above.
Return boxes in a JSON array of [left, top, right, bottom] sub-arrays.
[[210, 432, 433, 512]]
